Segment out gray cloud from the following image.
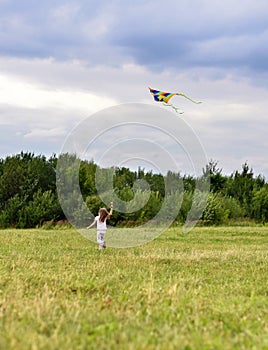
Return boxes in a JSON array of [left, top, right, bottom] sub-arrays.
[[1, 0, 268, 76]]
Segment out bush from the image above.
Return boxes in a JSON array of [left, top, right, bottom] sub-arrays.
[[223, 196, 245, 219], [203, 193, 229, 225]]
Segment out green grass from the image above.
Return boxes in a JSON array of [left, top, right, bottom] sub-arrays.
[[0, 227, 268, 350]]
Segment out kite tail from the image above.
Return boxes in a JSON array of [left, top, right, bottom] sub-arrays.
[[163, 102, 184, 114], [176, 93, 202, 104]]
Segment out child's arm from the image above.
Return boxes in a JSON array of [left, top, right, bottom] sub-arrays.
[[108, 202, 113, 218], [87, 218, 97, 229]]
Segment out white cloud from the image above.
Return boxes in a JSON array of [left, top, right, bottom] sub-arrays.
[[0, 72, 116, 112], [23, 127, 66, 139]]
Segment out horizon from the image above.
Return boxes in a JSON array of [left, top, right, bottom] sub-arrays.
[[1, 149, 266, 180]]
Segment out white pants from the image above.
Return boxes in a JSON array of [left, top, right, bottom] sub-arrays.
[[97, 230, 106, 249]]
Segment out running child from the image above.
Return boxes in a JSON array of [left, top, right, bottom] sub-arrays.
[[87, 202, 113, 250]]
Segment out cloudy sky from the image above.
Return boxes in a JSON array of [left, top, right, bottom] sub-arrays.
[[1, 0, 268, 177]]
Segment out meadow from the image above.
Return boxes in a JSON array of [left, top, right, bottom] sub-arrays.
[[0, 226, 267, 350]]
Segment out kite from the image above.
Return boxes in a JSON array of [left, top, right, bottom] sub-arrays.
[[148, 87, 202, 114]]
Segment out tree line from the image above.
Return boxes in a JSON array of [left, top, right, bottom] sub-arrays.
[[0, 152, 268, 228]]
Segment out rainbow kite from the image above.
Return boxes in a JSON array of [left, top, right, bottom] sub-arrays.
[[149, 87, 201, 114]]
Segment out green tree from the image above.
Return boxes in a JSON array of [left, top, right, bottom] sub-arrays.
[[203, 160, 227, 192], [0, 156, 26, 203], [225, 162, 263, 217], [222, 196, 244, 219], [0, 194, 25, 228], [252, 186, 268, 222], [203, 193, 229, 225], [23, 189, 62, 227], [79, 160, 97, 198]]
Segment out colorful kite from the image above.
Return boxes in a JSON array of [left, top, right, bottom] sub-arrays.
[[148, 87, 201, 114]]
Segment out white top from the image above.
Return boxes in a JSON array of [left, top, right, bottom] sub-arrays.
[[95, 215, 107, 231]]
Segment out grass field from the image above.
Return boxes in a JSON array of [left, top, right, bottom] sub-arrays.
[[0, 227, 268, 350]]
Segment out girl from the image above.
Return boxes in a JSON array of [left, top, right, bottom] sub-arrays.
[[87, 202, 113, 250]]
